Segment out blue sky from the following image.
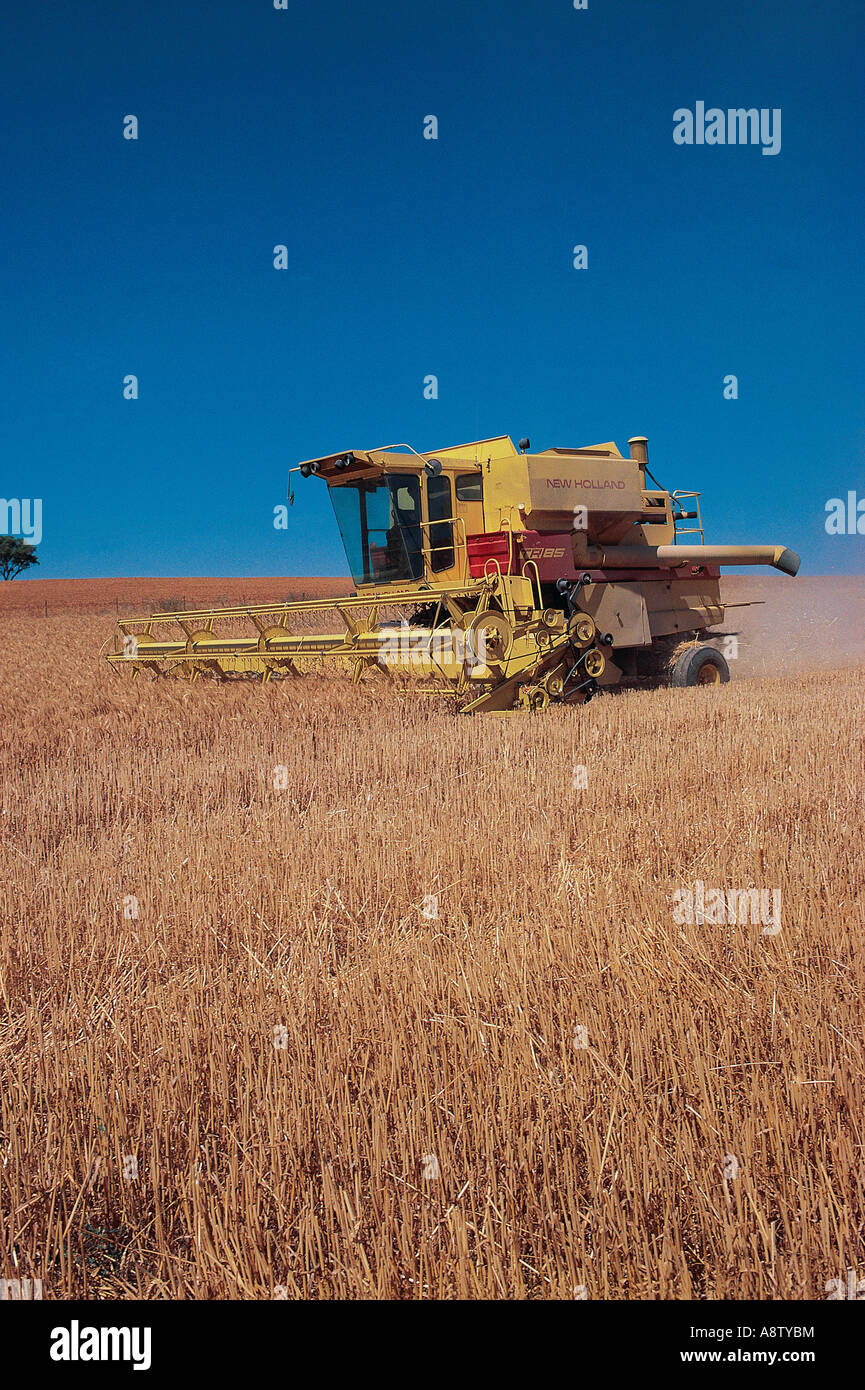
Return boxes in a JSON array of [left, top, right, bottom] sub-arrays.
[[2, 0, 863, 578]]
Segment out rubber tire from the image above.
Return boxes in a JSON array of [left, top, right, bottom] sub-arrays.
[[671, 644, 730, 688]]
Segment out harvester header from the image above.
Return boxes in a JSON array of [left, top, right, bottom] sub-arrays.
[[105, 433, 799, 712]]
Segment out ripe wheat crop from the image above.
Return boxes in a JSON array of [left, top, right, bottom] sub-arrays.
[[0, 610, 862, 1299]]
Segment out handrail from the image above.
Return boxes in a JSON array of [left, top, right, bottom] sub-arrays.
[[495, 510, 520, 576], [521, 559, 542, 611], [671, 491, 705, 544], [414, 513, 469, 582], [483, 557, 503, 584]]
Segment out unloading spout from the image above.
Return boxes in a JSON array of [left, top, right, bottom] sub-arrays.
[[588, 544, 801, 576]]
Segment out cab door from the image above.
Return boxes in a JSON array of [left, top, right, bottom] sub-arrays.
[[423, 470, 484, 583]]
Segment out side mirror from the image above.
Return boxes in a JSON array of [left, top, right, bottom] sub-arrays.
[[424, 458, 442, 477]]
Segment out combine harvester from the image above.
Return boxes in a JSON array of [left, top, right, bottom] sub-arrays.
[[105, 435, 799, 712]]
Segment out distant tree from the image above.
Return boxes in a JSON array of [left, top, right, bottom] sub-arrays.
[[0, 536, 39, 580]]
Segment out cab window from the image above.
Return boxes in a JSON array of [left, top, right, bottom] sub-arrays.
[[427, 475, 455, 572], [455, 473, 483, 502]]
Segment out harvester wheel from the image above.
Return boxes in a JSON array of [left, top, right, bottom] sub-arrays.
[[671, 644, 730, 688]]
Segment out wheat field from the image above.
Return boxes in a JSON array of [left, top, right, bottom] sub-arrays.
[[0, 604, 863, 1300]]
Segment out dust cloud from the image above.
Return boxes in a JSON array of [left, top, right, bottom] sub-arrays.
[[718, 576, 865, 679]]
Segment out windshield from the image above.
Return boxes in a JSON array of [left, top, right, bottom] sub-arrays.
[[329, 473, 424, 585]]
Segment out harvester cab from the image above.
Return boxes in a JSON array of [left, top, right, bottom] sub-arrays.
[[105, 434, 800, 712], [297, 438, 500, 590]]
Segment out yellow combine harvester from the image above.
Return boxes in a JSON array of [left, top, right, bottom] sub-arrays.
[[105, 434, 799, 712]]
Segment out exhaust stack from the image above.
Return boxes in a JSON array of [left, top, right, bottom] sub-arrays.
[[628, 436, 649, 466]]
